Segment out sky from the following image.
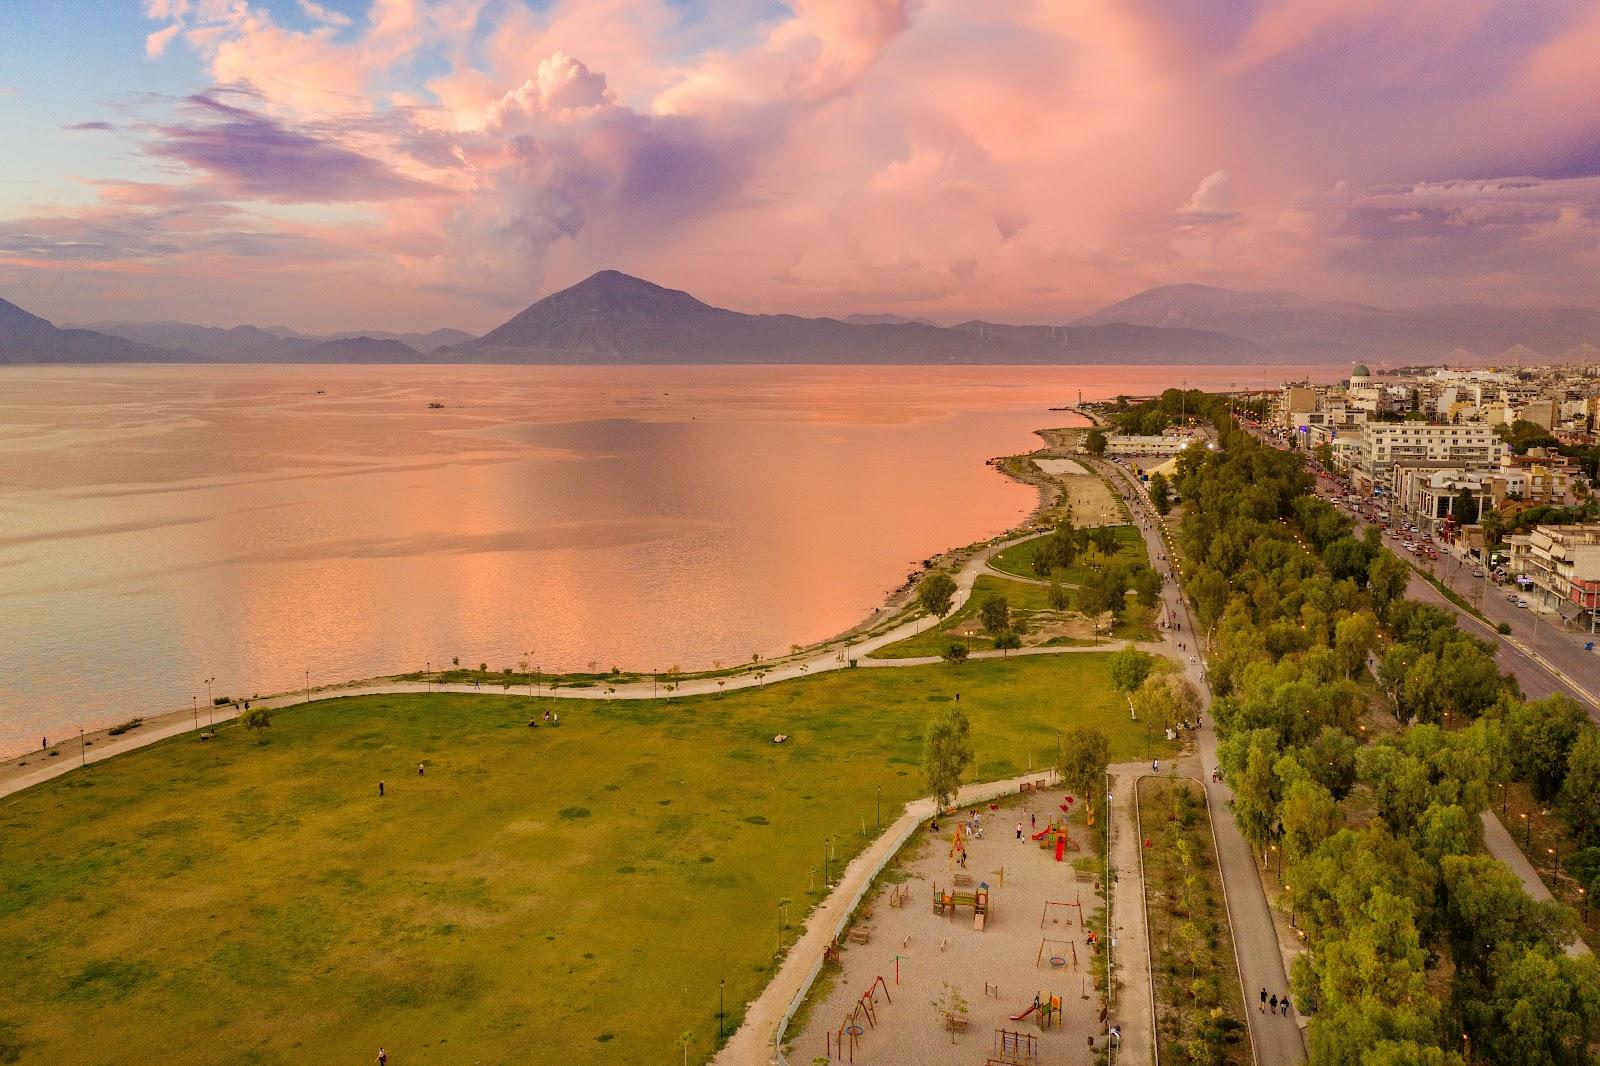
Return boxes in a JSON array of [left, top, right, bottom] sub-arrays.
[[2, 0, 1599, 332]]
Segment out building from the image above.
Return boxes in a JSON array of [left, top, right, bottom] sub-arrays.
[[1506, 524, 1600, 627], [1355, 423, 1503, 495], [1105, 432, 1206, 457]]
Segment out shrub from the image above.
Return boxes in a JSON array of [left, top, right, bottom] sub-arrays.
[[107, 718, 144, 736], [1497, 622, 1512, 635]]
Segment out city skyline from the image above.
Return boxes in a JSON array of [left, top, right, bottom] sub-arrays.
[[3, 0, 1600, 331]]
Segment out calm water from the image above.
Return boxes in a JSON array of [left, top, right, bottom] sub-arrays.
[[0, 363, 1328, 752]]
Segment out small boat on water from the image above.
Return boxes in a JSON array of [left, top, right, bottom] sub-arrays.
[[427, 401, 445, 409]]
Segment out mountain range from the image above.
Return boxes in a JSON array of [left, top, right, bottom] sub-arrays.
[[7, 270, 1600, 366]]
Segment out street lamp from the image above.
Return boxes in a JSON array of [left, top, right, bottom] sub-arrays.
[[876, 785, 882, 831], [80, 727, 85, 767], [204, 675, 215, 708], [426, 661, 431, 693], [719, 978, 725, 1041], [192, 694, 198, 731], [1520, 811, 1530, 849], [305, 669, 310, 703]]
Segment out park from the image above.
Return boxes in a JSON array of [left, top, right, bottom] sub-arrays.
[[0, 653, 1159, 1064]]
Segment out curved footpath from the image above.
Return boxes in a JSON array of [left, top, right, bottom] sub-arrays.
[[0, 526, 1075, 804]]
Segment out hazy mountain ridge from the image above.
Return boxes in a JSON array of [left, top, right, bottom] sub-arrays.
[[1074, 283, 1600, 359], [10, 272, 1600, 365]]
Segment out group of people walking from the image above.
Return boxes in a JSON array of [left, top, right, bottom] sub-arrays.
[[1260, 988, 1292, 1017]]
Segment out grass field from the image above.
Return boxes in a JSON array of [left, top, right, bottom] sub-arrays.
[[0, 656, 1170, 1065], [987, 524, 1146, 585]]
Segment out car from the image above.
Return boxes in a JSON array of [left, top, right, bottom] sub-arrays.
[[1516, 598, 1530, 608]]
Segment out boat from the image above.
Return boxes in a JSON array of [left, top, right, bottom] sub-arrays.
[[427, 401, 445, 409]]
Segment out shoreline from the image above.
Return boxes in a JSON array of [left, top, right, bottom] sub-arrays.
[[0, 416, 1097, 787]]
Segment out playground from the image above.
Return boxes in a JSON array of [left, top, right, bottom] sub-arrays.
[[789, 787, 1110, 1064], [0, 654, 1159, 1065]]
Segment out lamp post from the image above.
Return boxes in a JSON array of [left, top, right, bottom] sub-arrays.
[[719, 979, 725, 1041], [204, 676, 215, 709], [304, 670, 310, 703], [876, 785, 881, 831], [527, 650, 535, 698], [426, 661, 431, 693], [80, 727, 85, 767], [1521, 811, 1530, 849], [192, 694, 198, 731]]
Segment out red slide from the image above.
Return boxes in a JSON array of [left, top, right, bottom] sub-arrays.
[[1030, 828, 1050, 841], [1008, 1004, 1038, 1022]]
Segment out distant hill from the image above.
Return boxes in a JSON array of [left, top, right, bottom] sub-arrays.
[[1074, 283, 1600, 360], [842, 313, 937, 326], [79, 319, 435, 361], [2, 299, 201, 365], [447, 270, 1262, 364]]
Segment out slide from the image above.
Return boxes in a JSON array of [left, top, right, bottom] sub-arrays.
[[1030, 827, 1050, 841], [1008, 1004, 1038, 1022]]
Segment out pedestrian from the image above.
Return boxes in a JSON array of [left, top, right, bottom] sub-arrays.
[[377, 1049, 387, 1066], [1280, 996, 1291, 1017], [41, 736, 47, 751], [1259, 988, 1267, 1013], [1269, 994, 1278, 1013], [1152, 759, 1160, 774], [1016, 822, 1023, 841], [378, 781, 385, 797], [418, 762, 425, 776], [1030, 812, 1036, 830]]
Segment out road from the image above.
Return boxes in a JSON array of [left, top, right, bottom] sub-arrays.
[[1097, 456, 1308, 1065]]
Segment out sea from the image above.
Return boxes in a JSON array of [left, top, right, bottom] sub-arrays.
[[0, 362, 1337, 752]]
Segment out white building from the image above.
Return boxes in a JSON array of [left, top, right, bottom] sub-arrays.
[[1356, 423, 1504, 495]]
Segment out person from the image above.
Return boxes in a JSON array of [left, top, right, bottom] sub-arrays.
[[41, 737, 47, 751], [378, 781, 385, 797], [1269, 993, 1278, 1014], [418, 762, 425, 776], [377, 1049, 387, 1066], [1280, 995, 1291, 1017], [1152, 759, 1160, 774], [1259, 988, 1267, 1013], [1016, 822, 1023, 841], [1030, 812, 1037, 830], [930, 817, 939, 833]]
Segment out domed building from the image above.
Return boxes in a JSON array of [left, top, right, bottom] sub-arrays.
[[1349, 364, 1372, 385]]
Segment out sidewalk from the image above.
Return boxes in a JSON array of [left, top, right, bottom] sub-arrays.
[[1108, 763, 1156, 1065], [1480, 811, 1591, 958]]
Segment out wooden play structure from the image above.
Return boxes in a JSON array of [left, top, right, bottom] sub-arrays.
[[1030, 819, 1079, 861], [1008, 993, 1063, 1031], [950, 822, 969, 867], [1039, 897, 1082, 929], [1036, 937, 1079, 971], [987, 1027, 1041, 1064], [932, 880, 992, 929], [827, 975, 893, 1063], [888, 883, 909, 909]]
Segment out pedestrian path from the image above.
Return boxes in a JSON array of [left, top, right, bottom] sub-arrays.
[[1096, 457, 1307, 1065], [1480, 811, 1591, 958]]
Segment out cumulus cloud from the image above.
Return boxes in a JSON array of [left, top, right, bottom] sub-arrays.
[[8, 0, 1600, 327]]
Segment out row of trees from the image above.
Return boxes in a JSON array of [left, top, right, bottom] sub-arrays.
[[1156, 394, 1600, 1064]]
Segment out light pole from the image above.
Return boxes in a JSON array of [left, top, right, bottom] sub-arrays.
[[80, 727, 85, 767], [192, 694, 198, 731], [526, 650, 535, 698], [876, 785, 881, 831], [719, 978, 725, 1041], [304, 670, 310, 703], [204, 676, 215, 708], [426, 661, 431, 693]]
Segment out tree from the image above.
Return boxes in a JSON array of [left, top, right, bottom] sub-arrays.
[[978, 594, 1010, 635], [918, 572, 957, 618], [1132, 673, 1202, 732], [1149, 472, 1172, 515], [1047, 579, 1070, 611], [941, 642, 970, 664], [994, 631, 1022, 656], [922, 707, 974, 811], [1131, 566, 1161, 607], [1084, 428, 1108, 457], [1367, 550, 1410, 619], [1503, 695, 1588, 801], [1333, 612, 1378, 679], [1109, 644, 1154, 695], [1058, 725, 1110, 803], [1562, 729, 1600, 848], [1279, 777, 1339, 863], [1465, 946, 1600, 1066], [239, 705, 272, 742], [1453, 487, 1481, 525], [1324, 537, 1371, 586]]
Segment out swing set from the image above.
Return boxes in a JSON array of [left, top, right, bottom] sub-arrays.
[[827, 975, 893, 1063]]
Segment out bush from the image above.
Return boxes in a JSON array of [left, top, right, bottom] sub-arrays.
[[107, 718, 144, 736], [1497, 622, 1512, 635], [942, 643, 970, 664], [212, 696, 231, 706]]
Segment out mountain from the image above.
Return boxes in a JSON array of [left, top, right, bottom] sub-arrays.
[[843, 313, 937, 326], [316, 328, 473, 353], [80, 320, 438, 360], [1075, 283, 1600, 360], [449, 270, 1263, 364], [1, 299, 201, 365]]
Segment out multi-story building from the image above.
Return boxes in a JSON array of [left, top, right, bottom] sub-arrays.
[[1355, 423, 1503, 495], [1506, 524, 1600, 627], [1105, 432, 1206, 457]]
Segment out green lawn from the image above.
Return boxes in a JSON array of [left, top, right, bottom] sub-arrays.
[[867, 574, 1073, 659], [987, 524, 1146, 584], [0, 656, 1168, 1066]]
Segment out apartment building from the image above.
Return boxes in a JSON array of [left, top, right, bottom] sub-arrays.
[[1507, 524, 1600, 626], [1356, 423, 1503, 493]]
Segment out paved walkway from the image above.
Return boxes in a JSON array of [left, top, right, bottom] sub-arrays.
[[1109, 762, 1157, 1065], [711, 769, 1060, 1066], [2, 526, 1065, 804], [1098, 457, 1307, 1065], [1480, 811, 1591, 958]]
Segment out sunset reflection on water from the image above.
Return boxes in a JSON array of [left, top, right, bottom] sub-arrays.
[[0, 362, 1334, 750]]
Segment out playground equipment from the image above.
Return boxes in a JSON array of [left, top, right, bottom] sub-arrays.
[[988, 1027, 1040, 1065], [1040, 897, 1083, 929], [932, 880, 992, 929], [827, 976, 893, 1063], [888, 883, 909, 909], [950, 822, 969, 867], [1036, 937, 1079, 971], [1031, 820, 1079, 862], [1007, 992, 1063, 1030]]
